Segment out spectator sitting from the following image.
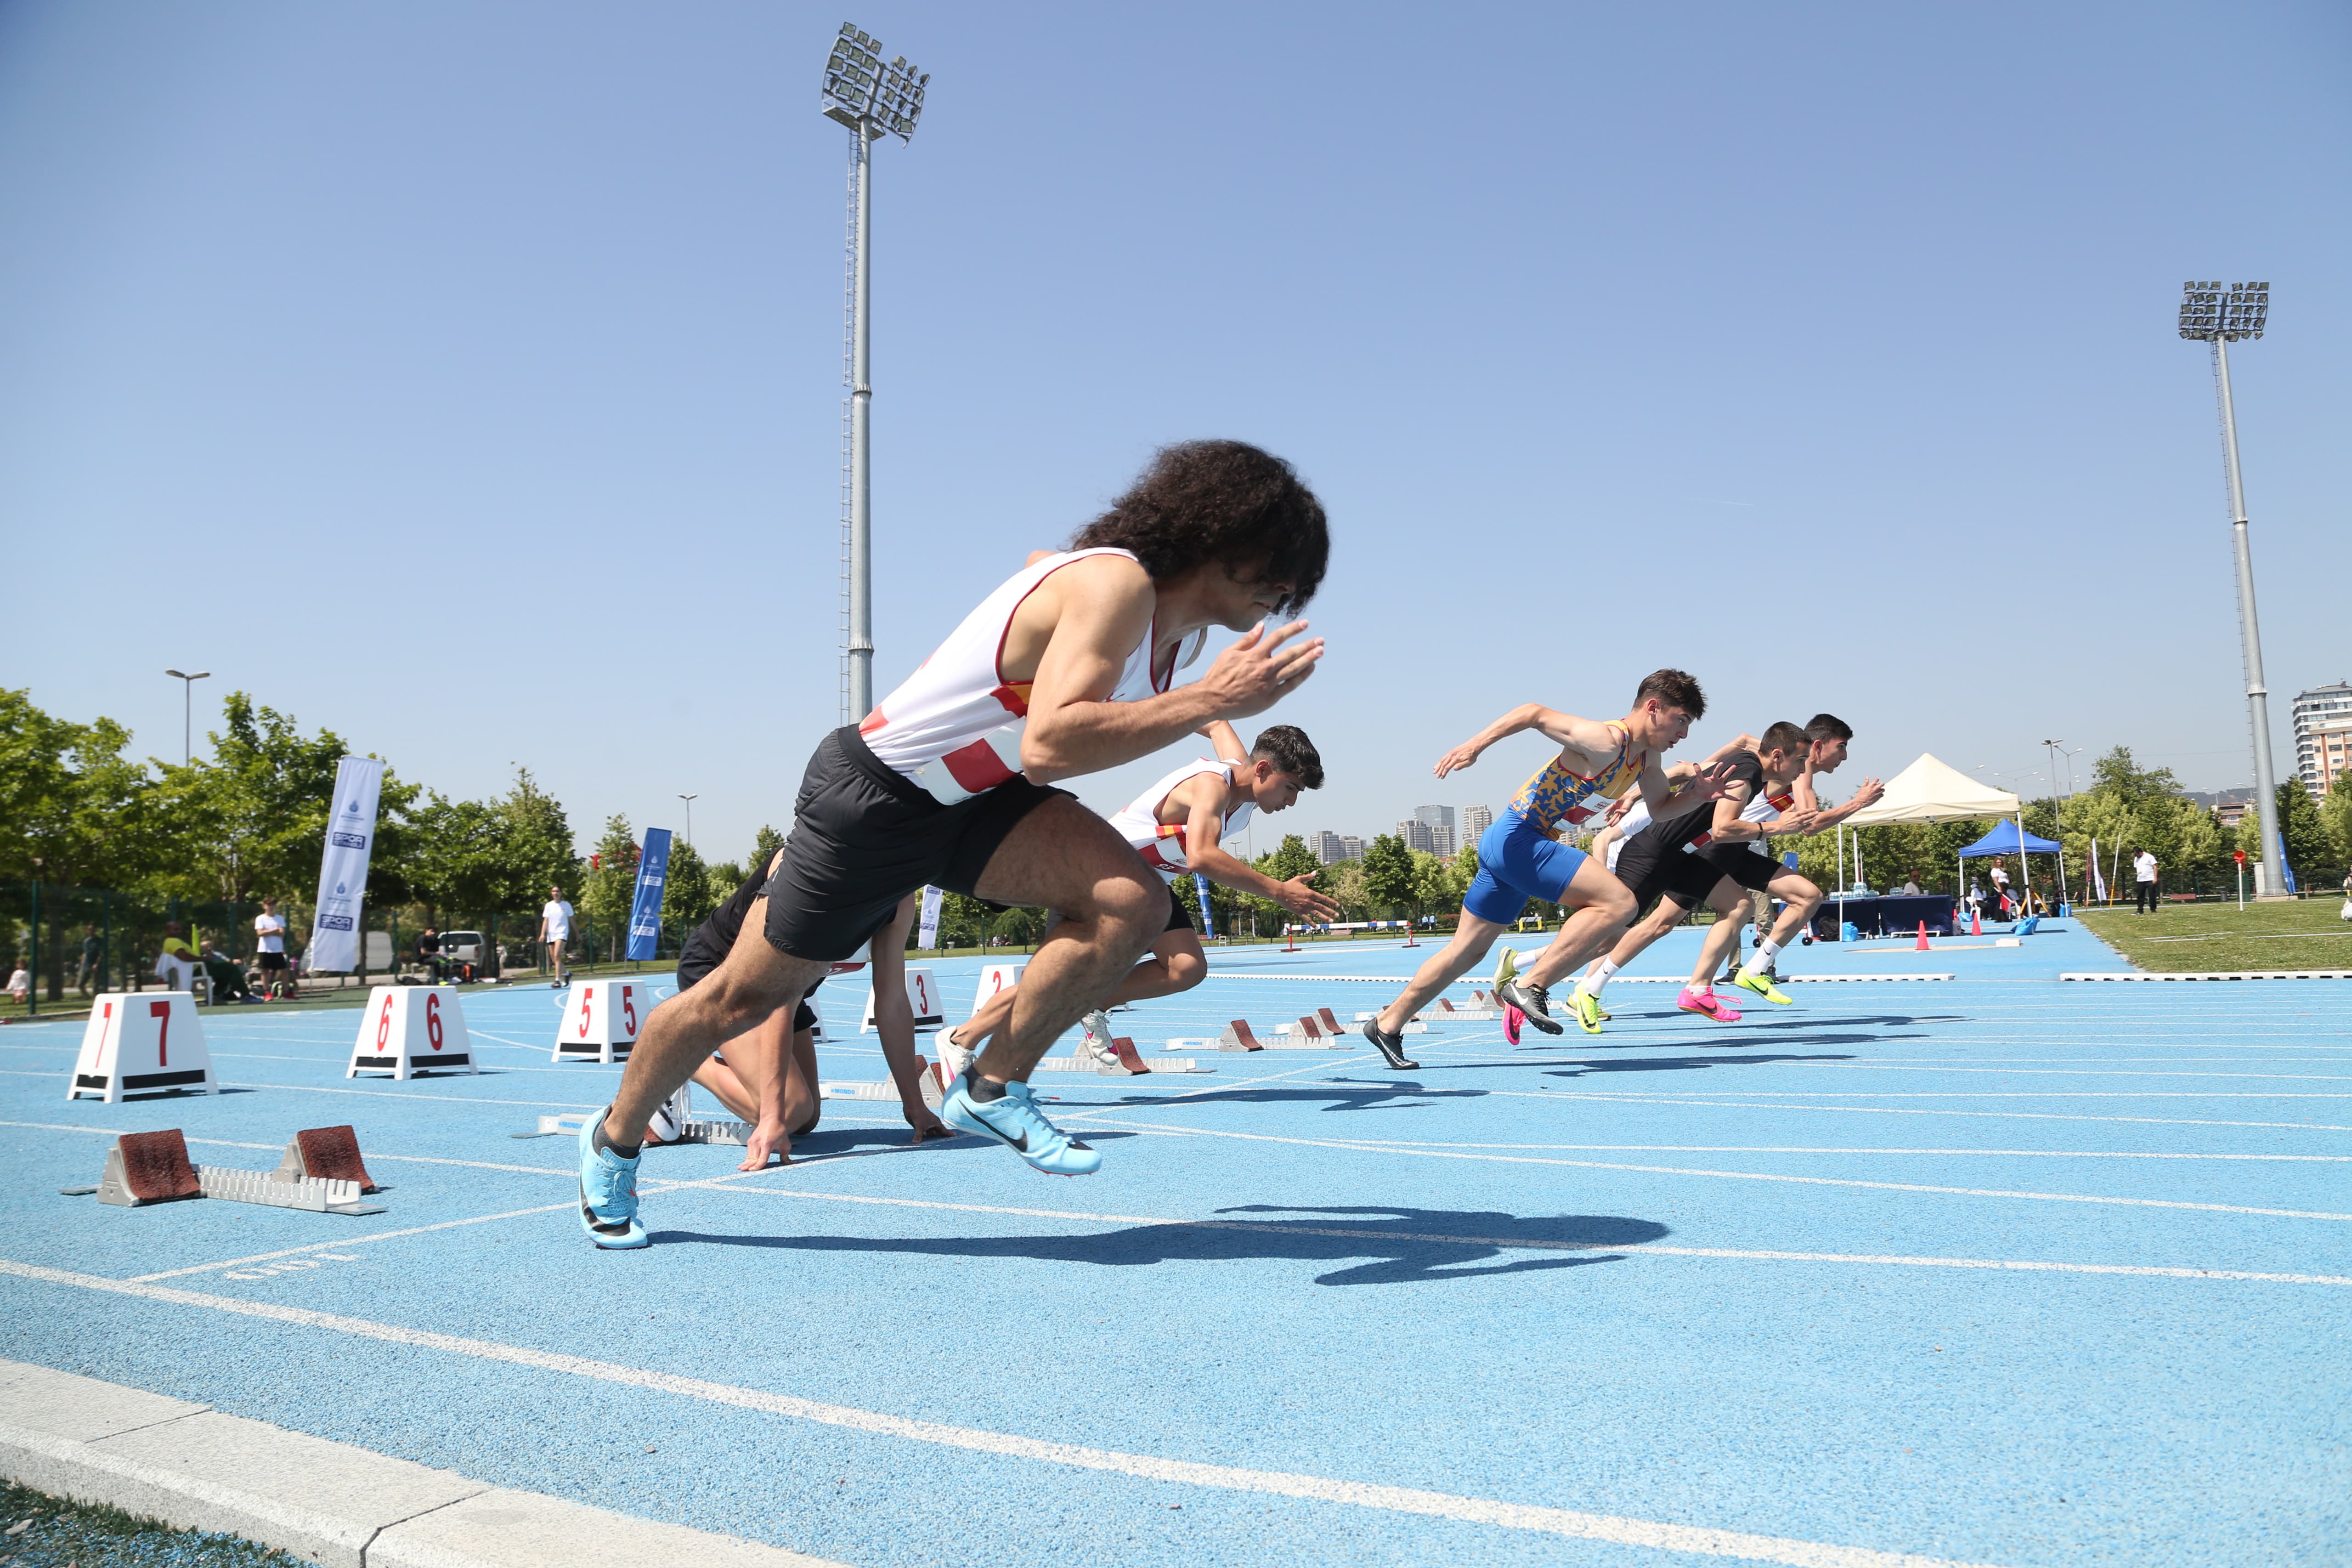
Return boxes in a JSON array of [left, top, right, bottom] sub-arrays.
[[6, 966, 27, 1004], [1897, 877, 1922, 895], [156, 923, 201, 992], [416, 928, 444, 983], [199, 940, 260, 1003]]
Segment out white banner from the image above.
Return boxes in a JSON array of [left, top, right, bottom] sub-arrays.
[[2087, 837, 2107, 902], [308, 756, 385, 972], [917, 884, 943, 949]]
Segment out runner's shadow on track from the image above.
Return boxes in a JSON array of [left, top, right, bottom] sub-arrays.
[[651, 1202, 1667, 1285], [1534, 1052, 1854, 1079]]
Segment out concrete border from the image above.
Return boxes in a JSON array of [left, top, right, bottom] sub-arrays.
[[2061, 970, 2352, 981], [0, 1359, 845, 1568]]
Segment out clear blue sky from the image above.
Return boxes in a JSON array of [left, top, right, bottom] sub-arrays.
[[5, 0, 2346, 865]]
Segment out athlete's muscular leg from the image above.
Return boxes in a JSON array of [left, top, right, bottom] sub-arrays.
[[1519, 860, 1640, 989], [1590, 892, 1690, 977], [969, 796, 1163, 1083], [1758, 870, 1825, 951], [1375, 911, 1507, 1034], [951, 925, 1207, 1059], [602, 896, 828, 1149], [1687, 880, 1751, 988]]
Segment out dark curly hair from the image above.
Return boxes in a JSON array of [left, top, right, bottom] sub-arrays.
[[1250, 725, 1324, 791], [1069, 441, 1328, 615], [1634, 668, 1706, 719]]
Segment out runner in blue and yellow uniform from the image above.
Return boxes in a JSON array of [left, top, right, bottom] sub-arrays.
[[1362, 669, 1736, 1066]]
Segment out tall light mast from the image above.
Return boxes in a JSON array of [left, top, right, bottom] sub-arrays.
[[2178, 281, 2284, 895], [821, 23, 928, 722]]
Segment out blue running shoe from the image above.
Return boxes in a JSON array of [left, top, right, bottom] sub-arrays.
[[577, 1109, 648, 1249], [938, 1069, 1101, 1176]]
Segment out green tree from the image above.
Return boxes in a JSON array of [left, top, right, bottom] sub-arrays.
[[660, 838, 719, 949], [1320, 859, 1368, 921], [1261, 833, 1319, 883], [1409, 849, 1451, 920], [490, 767, 578, 913], [144, 692, 356, 905], [577, 815, 641, 948], [2321, 772, 2352, 869], [0, 688, 153, 890], [2239, 778, 2332, 888], [752, 824, 789, 869], [1358, 833, 1414, 915]]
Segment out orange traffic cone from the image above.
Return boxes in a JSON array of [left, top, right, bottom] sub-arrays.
[[1915, 920, 1931, 951], [1969, 908, 1982, 936]]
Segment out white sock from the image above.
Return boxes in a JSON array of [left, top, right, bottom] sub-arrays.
[[1748, 937, 1784, 972], [1578, 959, 1620, 996]]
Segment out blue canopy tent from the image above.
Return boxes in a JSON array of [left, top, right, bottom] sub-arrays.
[[1959, 819, 2060, 917]]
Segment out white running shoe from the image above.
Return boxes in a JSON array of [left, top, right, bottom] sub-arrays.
[[936, 1025, 978, 1080], [644, 1085, 691, 1146], [1074, 1010, 1117, 1072]]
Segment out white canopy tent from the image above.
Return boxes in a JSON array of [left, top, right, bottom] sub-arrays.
[[1820, 754, 2030, 925]]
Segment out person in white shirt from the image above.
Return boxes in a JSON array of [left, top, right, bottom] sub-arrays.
[[539, 886, 575, 985], [1988, 857, 2013, 915], [253, 897, 291, 998], [1898, 877, 1922, 896], [2132, 848, 2159, 915], [6, 967, 28, 1003]]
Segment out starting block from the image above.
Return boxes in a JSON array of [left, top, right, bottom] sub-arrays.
[[351, 985, 474, 1079], [64, 1127, 384, 1217], [69, 993, 216, 1104], [276, 1125, 388, 1193], [862, 968, 946, 1032], [1216, 1019, 1265, 1052], [1429, 997, 1500, 1021], [551, 979, 646, 1064]]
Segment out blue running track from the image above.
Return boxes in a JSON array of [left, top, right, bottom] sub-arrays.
[[0, 921, 2345, 1566]]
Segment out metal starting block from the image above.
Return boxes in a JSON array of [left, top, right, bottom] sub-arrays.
[[62, 1128, 386, 1217]]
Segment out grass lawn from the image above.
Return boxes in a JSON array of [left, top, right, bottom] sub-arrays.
[[0, 1476, 313, 1567], [2078, 895, 2352, 972]]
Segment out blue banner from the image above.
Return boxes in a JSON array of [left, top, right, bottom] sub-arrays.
[[1193, 873, 1215, 938], [2278, 832, 2297, 894], [626, 828, 673, 960]]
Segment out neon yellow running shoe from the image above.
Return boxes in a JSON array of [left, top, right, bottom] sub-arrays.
[[1493, 947, 1520, 990], [1567, 988, 1607, 1033], [1729, 967, 1793, 1006]]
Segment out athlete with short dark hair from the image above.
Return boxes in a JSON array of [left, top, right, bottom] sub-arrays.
[[579, 441, 1331, 1247], [1360, 670, 1736, 1067]]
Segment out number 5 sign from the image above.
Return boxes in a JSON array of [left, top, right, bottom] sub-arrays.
[[348, 985, 476, 1080], [551, 981, 644, 1064]]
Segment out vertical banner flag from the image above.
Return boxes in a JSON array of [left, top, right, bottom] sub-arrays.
[[626, 829, 673, 961], [2088, 838, 2108, 902], [2277, 832, 2298, 894], [309, 757, 386, 973], [918, 885, 943, 949], [1193, 872, 1216, 939]]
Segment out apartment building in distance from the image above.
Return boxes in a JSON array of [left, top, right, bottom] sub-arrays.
[[1412, 804, 1457, 858], [1462, 803, 1494, 848], [2292, 680, 2352, 800], [1312, 831, 1368, 864]]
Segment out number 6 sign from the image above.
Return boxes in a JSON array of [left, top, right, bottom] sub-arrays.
[[348, 985, 475, 1080]]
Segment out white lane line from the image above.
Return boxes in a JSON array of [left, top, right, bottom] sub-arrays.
[[1514, 1092, 2352, 1132], [1810, 1065, 2352, 1081], [125, 1202, 580, 1280], [1491, 1088, 2352, 1099], [1150, 1135, 2349, 1163], [0, 1256, 2051, 1567], [680, 1187, 2352, 1287], [1076, 1119, 2352, 1221]]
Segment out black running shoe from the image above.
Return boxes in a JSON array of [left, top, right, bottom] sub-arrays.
[[1496, 978, 1564, 1035], [1360, 1020, 1419, 1071]]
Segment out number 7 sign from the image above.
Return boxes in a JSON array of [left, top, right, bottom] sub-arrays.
[[69, 991, 217, 1103]]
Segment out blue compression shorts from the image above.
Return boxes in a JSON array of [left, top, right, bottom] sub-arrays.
[[1462, 812, 1590, 925]]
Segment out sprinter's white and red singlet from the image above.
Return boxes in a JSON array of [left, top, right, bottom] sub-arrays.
[[857, 549, 1208, 805], [1107, 758, 1257, 880]]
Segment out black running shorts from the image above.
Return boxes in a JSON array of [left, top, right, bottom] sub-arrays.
[[258, 952, 288, 972], [1163, 882, 1195, 933], [1696, 845, 1784, 894], [763, 725, 1069, 963], [1613, 840, 1727, 914]]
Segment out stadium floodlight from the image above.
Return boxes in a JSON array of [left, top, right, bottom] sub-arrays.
[[164, 668, 210, 766], [821, 22, 929, 722], [2178, 280, 2284, 895]]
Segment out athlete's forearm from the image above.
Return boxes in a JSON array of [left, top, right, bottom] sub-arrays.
[[1023, 685, 1227, 782], [1645, 782, 1722, 824], [1187, 844, 1286, 902]]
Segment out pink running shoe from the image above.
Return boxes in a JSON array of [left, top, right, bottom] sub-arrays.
[[1675, 985, 1742, 1023], [1503, 1004, 1525, 1044]]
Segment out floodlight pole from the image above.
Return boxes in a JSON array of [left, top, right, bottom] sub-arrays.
[[2210, 334, 2285, 898], [846, 126, 875, 721]]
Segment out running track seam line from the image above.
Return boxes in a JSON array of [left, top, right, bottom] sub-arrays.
[[0, 1257, 2009, 1568]]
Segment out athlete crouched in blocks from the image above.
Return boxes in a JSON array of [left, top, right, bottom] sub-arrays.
[[648, 852, 951, 1168], [1361, 670, 1735, 1067], [577, 441, 1330, 1247], [940, 721, 1338, 1074]]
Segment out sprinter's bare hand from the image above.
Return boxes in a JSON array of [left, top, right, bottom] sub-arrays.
[[1199, 620, 1322, 719]]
